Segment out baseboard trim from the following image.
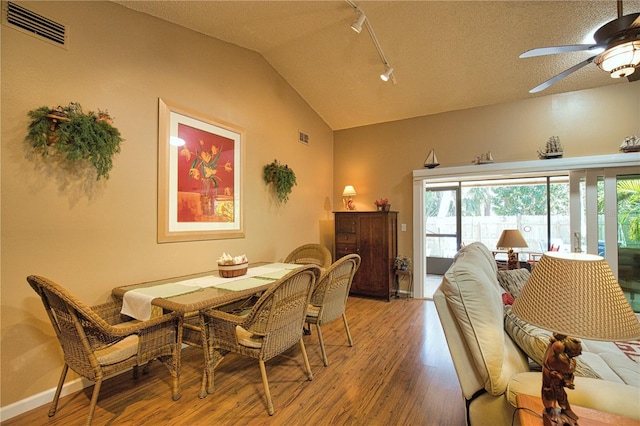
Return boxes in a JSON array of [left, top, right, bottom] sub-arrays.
[[1, 346, 191, 422], [0, 377, 90, 422]]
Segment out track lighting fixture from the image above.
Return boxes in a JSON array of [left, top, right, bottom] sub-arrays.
[[346, 1, 396, 84], [380, 65, 394, 82], [351, 9, 366, 33]]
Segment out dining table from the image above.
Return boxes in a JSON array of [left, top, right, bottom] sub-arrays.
[[111, 262, 307, 398]]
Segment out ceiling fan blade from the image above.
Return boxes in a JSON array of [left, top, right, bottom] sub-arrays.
[[628, 69, 640, 82], [630, 14, 640, 28], [520, 44, 600, 58], [529, 56, 596, 93]]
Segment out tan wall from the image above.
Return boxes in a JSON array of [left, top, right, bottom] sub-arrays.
[[334, 82, 640, 262], [0, 2, 333, 406]]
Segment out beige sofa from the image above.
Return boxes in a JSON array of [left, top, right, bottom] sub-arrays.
[[433, 242, 640, 426]]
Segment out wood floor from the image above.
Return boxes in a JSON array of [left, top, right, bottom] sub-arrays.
[[3, 297, 465, 426]]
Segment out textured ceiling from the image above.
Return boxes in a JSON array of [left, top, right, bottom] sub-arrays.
[[113, 1, 640, 130]]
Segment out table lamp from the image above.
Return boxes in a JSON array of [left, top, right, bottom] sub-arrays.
[[342, 185, 357, 210], [512, 252, 640, 426], [496, 229, 528, 269]]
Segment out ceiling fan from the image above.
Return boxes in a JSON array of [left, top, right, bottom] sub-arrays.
[[521, 0, 640, 93]]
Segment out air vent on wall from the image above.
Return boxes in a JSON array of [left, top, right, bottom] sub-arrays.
[[4, 1, 67, 47], [298, 130, 309, 145]]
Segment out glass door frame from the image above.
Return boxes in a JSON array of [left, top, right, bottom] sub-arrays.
[[412, 153, 640, 299], [570, 166, 640, 279], [423, 183, 461, 275]]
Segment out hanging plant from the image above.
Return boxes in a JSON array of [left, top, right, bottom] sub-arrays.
[[263, 159, 297, 203], [26, 102, 124, 180]]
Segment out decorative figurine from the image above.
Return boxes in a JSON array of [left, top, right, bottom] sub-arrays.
[[538, 136, 563, 159], [620, 135, 640, 153], [541, 333, 582, 426], [472, 151, 494, 164]]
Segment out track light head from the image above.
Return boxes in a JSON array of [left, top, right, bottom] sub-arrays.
[[351, 10, 366, 33], [380, 66, 394, 82]]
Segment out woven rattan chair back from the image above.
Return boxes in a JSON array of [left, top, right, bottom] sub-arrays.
[[306, 254, 361, 366], [284, 243, 332, 269], [199, 265, 321, 415], [27, 275, 181, 425]]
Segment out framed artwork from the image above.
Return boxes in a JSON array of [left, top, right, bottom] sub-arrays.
[[158, 98, 244, 242]]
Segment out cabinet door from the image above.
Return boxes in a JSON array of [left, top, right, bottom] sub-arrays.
[[351, 214, 388, 297], [336, 214, 357, 234]]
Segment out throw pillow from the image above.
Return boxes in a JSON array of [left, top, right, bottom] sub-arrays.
[[497, 268, 531, 298], [502, 292, 515, 306], [503, 306, 602, 379]]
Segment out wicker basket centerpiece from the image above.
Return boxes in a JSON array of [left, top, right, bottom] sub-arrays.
[[217, 253, 248, 278]]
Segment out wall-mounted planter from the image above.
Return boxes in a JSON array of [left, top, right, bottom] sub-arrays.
[[263, 159, 296, 203], [26, 102, 124, 180]]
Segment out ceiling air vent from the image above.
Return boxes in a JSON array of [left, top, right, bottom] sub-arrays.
[[4, 1, 67, 47]]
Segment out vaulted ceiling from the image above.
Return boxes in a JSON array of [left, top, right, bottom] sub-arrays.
[[114, 1, 640, 130]]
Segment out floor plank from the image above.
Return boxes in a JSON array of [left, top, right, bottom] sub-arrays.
[[2, 297, 465, 426]]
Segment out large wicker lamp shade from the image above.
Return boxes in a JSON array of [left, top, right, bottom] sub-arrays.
[[512, 252, 640, 426]]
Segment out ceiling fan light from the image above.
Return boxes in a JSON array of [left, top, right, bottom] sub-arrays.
[[611, 65, 636, 79], [595, 41, 640, 78]]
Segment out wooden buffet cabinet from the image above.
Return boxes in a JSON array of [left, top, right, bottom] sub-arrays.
[[334, 211, 398, 301]]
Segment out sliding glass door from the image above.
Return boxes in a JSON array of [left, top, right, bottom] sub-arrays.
[[424, 184, 460, 274], [572, 167, 640, 312]]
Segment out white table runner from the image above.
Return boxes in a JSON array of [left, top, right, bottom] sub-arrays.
[[121, 263, 303, 320]]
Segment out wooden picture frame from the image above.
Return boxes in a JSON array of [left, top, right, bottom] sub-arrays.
[[158, 99, 244, 242]]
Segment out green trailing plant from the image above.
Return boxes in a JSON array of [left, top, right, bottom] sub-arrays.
[[26, 102, 124, 180], [263, 159, 296, 203]]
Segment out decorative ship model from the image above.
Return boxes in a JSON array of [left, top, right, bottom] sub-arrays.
[[424, 149, 440, 169], [620, 135, 640, 153], [538, 136, 563, 159], [472, 151, 494, 164]]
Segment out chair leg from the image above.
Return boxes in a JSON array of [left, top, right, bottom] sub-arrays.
[[86, 377, 103, 426], [299, 337, 313, 380], [259, 359, 274, 416], [315, 324, 329, 367], [303, 321, 312, 335], [48, 363, 69, 417], [342, 313, 354, 347]]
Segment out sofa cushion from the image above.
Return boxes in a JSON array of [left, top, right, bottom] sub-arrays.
[[441, 242, 529, 396], [496, 268, 530, 298], [580, 339, 640, 385], [503, 306, 602, 380]]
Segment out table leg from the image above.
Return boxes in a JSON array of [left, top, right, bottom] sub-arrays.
[[198, 348, 229, 398]]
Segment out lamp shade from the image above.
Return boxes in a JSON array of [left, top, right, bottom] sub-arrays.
[[496, 229, 528, 249], [512, 252, 640, 341], [342, 185, 357, 197]]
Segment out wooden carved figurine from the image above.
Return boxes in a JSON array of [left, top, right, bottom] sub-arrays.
[[541, 333, 582, 426]]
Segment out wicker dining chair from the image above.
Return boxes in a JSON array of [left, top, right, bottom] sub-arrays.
[[284, 243, 332, 269], [26, 275, 181, 425], [305, 254, 361, 366], [198, 265, 321, 415]]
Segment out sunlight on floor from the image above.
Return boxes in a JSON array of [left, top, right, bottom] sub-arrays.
[[424, 274, 443, 300]]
